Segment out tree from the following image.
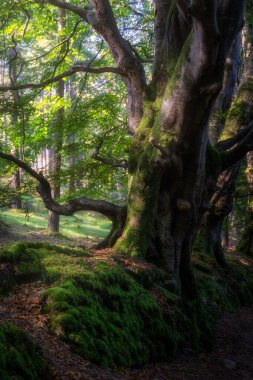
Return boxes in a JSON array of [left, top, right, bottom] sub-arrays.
[[0, 0, 253, 297], [47, 8, 66, 233]]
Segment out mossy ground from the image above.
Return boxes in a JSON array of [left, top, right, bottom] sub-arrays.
[[0, 322, 49, 380], [0, 242, 253, 369]]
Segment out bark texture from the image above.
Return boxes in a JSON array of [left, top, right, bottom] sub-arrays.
[[116, 1, 245, 295]]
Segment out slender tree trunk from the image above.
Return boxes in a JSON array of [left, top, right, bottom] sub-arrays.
[[47, 9, 66, 233], [9, 54, 22, 209], [10, 167, 22, 209]]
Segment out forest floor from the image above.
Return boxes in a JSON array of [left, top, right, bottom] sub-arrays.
[[0, 225, 253, 379], [0, 268, 252, 379]]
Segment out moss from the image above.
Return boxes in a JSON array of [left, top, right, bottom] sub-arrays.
[[42, 264, 176, 368], [0, 242, 90, 291], [165, 31, 193, 100], [0, 323, 49, 380], [1, 243, 253, 369]]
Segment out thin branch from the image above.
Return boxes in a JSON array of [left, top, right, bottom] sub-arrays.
[[0, 65, 125, 91], [44, 0, 90, 22], [92, 127, 128, 169], [25, 21, 81, 64]]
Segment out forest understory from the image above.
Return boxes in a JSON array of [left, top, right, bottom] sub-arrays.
[[0, 227, 252, 380]]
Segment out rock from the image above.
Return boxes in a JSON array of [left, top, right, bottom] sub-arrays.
[[223, 359, 237, 370]]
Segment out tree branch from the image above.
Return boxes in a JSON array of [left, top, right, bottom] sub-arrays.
[[0, 65, 125, 91], [44, 0, 90, 21], [92, 128, 128, 169], [92, 150, 128, 169], [220, 122, 253, 169], [0, 151, 126, 222], [216, 123, 253, 151]]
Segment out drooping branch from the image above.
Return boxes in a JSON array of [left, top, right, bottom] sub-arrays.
[[0, 151, 126, 222], [0, 65, 125, 91]]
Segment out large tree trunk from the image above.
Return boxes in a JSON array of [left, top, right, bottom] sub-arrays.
[[1, 0, 252, 300], [115, 2, 245, 295]]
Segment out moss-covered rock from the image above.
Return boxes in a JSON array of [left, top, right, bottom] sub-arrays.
[[0, 323, 49, 380]]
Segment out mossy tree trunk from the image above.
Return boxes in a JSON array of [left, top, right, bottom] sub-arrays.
[[115, 2, 246, 295], [204, 21, 253, 264], [204, 165, 240, 265], [238, 151, 253, 256]]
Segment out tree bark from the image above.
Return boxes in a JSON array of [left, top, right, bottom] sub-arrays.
[[238, 151, 253, 256], [116, 1, 245, 295]]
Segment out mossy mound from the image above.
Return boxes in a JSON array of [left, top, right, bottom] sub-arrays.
[[0, 242, 253, 369], [0, 241, 91, 291], [42, 265, 174, 367], [0, 323, 49, 380]]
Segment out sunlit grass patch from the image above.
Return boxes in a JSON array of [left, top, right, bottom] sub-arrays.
[[1, 201, 111, 239]]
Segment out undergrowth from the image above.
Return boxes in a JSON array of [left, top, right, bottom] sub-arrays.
[[0, 242, 253, 368], [0, 323, 49, 380]]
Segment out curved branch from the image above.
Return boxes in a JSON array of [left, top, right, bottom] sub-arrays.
[[44, 0, 90, 21], [92, 151, 128, 169], [0, 151, 126, 222], [92, 128, 128, 169], [220, 122, 253, 169], [0, 65, 125, 91], [216, 123, 253, 151]]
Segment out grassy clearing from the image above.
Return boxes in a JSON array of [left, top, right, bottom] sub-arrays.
[[0, 197, 111, 240], [1, 242, 253, 369]]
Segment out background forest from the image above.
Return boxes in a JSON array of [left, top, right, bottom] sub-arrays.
[[0, 1, 252, 379]]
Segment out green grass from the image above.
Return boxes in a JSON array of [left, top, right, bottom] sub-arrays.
[[1, 197, 111, 240]]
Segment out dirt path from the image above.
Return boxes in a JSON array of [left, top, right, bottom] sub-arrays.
[[0, 281, 253, 380], [126, 308, 253, 379]]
